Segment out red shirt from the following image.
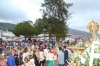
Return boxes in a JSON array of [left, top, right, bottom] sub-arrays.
[[14, 49, 18, 53], [52, 49, 57, 56]]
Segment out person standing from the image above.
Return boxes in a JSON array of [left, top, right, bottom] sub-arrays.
[[0, 48, 7, 66], [24, 57, 31, 66], [52, 46, 57, 66], [44, 46, 49, 66], [55, 43, 59, 57], [22, 48, 29, 63], [46, 48, 55, 66], [58, 47, 64, 66], [44, 46, 48, 56], [29, 55, 35, 66], [33, 48, 40, 66], [6, 53, 16, 66], [63, 46, 68, 66], [39, 47, 45, 66]]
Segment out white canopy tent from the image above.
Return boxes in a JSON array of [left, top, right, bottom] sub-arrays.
[[2, 32, 15, 37]]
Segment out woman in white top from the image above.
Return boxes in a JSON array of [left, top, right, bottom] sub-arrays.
[[46, 48, 55, 66], [24, 57, 31, 66], [22, 48, 29, 63], [39, 47, 45, 66], [29, 55, 35, 66]]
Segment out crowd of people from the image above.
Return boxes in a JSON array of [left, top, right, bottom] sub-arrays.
[[0, 39, 72, 66]]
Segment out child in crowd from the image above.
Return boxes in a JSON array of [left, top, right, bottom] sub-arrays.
[[24, 57, 31, 66], [29, 55, 35, 66], [4, 55, 7, 65]]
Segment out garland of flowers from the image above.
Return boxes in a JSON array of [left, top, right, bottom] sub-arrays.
[[68, 43, 100, 66]]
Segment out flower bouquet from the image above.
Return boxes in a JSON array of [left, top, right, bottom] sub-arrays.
[[68, 41, 100, 66]]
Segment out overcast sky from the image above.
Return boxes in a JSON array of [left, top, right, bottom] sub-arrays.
[[0, 0, 100, 32]]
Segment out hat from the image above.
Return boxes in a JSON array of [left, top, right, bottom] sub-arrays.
[[6, 52, 12, 56]]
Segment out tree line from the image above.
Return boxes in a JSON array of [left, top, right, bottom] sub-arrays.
[[12, 0, 73, 41]]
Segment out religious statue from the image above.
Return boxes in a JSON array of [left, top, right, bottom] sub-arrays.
[[87, 20, 99, 42], [84, 37, 90, 47]]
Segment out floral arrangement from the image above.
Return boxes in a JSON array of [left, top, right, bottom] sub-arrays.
[[68, 42, 100, 66], [76, 42, 84, 47]]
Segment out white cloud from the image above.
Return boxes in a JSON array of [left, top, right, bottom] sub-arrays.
[[0, 18, 13, 23], [0, 0, 29, 23], [1, 0, 100, 32], [0, 0, 44, 23], [68, 11, 100, 32], [12, 0, 43, 23], [66, 0, 100, 32]]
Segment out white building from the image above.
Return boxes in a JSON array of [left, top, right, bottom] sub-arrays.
[[0, 30, 15, 41]]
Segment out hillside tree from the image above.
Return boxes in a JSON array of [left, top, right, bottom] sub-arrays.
[[33, 18, 45, 35], [41, 0, 73, 41], [12, 21, 34, 41]]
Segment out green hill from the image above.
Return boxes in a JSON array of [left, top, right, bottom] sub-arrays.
[[0, 22, 15, 31], [0, 22, 90, 37]]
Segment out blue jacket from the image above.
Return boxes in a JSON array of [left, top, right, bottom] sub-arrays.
[[63, 50, 68, 62], [7, 56, 16, 66]]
